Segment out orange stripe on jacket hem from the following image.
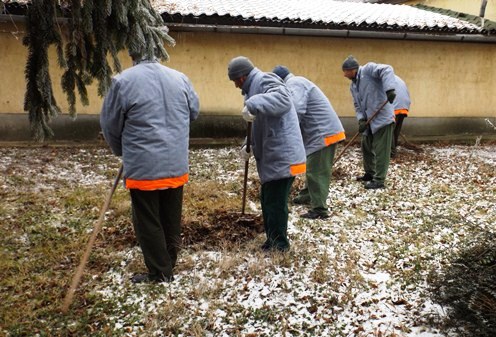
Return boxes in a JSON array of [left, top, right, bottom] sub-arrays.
[[394, 109, 408, 116], [324, 131, 346, 146], [290, 163, 306, 176], [125, 173, 189, 190]]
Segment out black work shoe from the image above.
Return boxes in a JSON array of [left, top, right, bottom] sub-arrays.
[[261, 241, 271, 251], [131, 273, 174, 284], [263, 245, 290, 253], [356, 174, 373, 182], [364, 181, 385, 190], [292, 195, 311, 205], [261, 241, 289, 253], [275, 245, 290, 253], [300, 210, 330, 220]]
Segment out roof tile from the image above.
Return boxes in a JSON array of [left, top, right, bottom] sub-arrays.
[[1, 0, 488, 34], [151, 0, 483, 33]]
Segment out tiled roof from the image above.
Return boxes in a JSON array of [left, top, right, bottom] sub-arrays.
[[334, 0, 410, 3], [414, 4, 496, 34], [152, 0, 485, 34], [1, 0, 489, 35], [374, 1, 411, 3]]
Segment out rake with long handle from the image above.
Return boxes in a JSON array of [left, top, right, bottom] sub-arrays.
[[61, 164, 123, 313], [333, 100, 388, 165], [400, 132, 423, 152], [241, 122, 252, 215]]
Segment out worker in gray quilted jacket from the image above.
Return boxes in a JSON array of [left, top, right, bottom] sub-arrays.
[[228, 56, 306, 252], [391, 75, 411, 158], [342, 55, 396, 189], [100, 53, 199, 283], [272, 65, 345, 220]]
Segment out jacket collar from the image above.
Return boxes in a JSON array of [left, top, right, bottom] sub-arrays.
[[352, 66, 362, 86], [284, 73, 295, 82], [241, 68, 259, 95], [133, 58, 158, 66]]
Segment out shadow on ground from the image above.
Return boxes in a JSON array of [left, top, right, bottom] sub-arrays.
[[428, 232, 496, 337]]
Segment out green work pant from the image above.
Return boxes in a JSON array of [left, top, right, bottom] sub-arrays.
[[260, 177, 295, 250], [130, 187, 183, 279], [296, 144, 336, 215], [361, 123, 394, 183]]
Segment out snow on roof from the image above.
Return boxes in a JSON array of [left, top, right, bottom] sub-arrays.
[[151, 0, 484, 33], [1, 0, 485, 34]]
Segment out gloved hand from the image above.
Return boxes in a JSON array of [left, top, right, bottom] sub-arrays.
[[242, 106, 255, 122], [358, 119, 367, 133], [239, 145, 252, 161], [386, 89, 396, 104]]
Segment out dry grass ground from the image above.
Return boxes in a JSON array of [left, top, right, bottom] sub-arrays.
[[0, 141, 495, 336]]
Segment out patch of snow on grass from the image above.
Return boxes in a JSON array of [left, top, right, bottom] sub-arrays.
[[3, 144, 494, 336]]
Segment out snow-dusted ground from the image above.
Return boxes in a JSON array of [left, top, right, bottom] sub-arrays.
[[1, 143, 495, 336]]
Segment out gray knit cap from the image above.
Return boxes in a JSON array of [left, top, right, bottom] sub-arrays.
[[228, 56, 254, 80], [272, 65, 291, 80], [342, 55, 360, 70]]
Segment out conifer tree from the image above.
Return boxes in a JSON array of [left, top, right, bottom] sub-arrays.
[[22, 0, 175, 141]]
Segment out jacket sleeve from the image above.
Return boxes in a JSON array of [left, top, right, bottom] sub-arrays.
[[100, 79, 125, 156], [369, 63, 396, 92], [245, 79, 293, 118], [183, 76, 200, 122], [350, 86, 366, 121]]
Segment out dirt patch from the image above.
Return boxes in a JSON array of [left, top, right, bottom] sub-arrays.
[[182, 210, 264, 250], [332, 166, 349, 180], [400, 140, 424, 153], [97, 209, 265, 252], [391, 148, 429, 164]]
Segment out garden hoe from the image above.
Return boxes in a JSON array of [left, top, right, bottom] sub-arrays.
[[212, 121, 260, 232], [241, 121, 252, 215], [61, 165, 123, 314], [236, 121, 259, 226], [333, 100, 388, 165]]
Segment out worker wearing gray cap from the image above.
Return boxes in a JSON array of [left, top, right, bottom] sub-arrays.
[[342, 55, 396, 189], [228, 56, 306, 252]]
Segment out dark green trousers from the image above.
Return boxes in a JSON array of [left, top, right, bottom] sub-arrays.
[[260, 177, 295, 250], [130, 187, 183, 279], [296, 144, 336, 216], [361, 123, 394, 183]]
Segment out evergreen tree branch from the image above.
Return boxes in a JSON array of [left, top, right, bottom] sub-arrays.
[[23, 0, 63, 141], [24, 0, 176, 141]]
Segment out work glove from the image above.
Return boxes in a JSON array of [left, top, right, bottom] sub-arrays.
[[358, 119, 367, 133], [386, 89, 396, 104], [239, 145, 252, 161], [242, 106, 255, 122]]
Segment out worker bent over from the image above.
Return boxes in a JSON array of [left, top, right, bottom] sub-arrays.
[[273, 65, 345, 219], [342, 55, 396, 190], [228, 56, 306, 252]]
